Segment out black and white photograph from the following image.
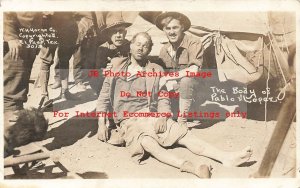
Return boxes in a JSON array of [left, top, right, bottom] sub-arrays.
[[1, 0, 299, 187]]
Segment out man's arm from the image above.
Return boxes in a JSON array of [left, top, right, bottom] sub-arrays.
[[4, 13, 22, 60], [162, 64, 199, 80], [156, 66, 172, 114], [96, 76, 111, 116], [4, 12, 19, 42], [156, 76, 172, 134], [96, 76, 112, 142], [159, 39, 204, 88]]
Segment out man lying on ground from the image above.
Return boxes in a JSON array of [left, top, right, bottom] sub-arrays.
[[96, 32, 253, 178]]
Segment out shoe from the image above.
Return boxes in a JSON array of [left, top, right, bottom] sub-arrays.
[[51, 81, 61, 89], [75, 82, 86, 90], [60, 90, 80, 100], [42, 96, 53, 109], [38, 95, 53, 111]]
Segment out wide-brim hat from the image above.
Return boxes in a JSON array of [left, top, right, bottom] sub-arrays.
[[101, 12, 132, 34], [155, 12, 191, 31]]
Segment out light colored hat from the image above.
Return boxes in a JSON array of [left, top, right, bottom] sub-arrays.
[[155, 12, 191, 31], [102, 12, 132, 34]]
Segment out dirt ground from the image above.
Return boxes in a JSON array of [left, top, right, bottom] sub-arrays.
[[4, 57, 297, 179]]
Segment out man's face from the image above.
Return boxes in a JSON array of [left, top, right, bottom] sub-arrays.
[[130, 35, 151, 61], [108, 25, 127, 47], [163, 19, 184, 44]]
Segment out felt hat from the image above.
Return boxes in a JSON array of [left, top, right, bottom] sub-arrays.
[[102, 12, 132, 34], [155, 12, 191, 31]]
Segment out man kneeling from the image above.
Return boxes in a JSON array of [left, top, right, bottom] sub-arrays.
[[96, 32, 252, 178]]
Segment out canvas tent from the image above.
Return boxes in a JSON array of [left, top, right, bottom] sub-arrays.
[[123, 11, 296, 120]]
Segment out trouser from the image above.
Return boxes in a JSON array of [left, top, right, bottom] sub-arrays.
[[171, 77, 207, 120], [85, 37, 105, 94], [72, 44, 85, 84], [3, 43, 38, 111], [51, 43, 87, 85], [39, 45, 75, 95]]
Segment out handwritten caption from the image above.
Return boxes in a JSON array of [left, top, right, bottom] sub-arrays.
[[210, 86, 284, 104], [19, 27, 58, 48]]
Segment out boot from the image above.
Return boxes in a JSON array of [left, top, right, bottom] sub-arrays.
[[60, 89, 80, 101], [40, 95, 53, 110], [75, 81, 86, 91], [180, 161, 211, 178], [51, 81, 61, 89], [51, 67, 61, 89], [59, 69, 80, 100], [177, 98, 193, 126]]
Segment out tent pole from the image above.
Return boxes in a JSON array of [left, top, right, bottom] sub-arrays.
[[251, 83, 296, 177]]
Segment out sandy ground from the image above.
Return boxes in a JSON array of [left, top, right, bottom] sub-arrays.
[[4, 58, 296, 179]]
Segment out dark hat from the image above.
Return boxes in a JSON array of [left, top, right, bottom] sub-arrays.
[[102, 12, 132, 34], [155, 12, 191, 31]]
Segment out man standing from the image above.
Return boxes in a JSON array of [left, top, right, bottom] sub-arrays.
[[4, 12, 43, 111], [96, 32, 252, 178], [156, 12, 204, 126], [50, 11, 107, 91], [38, 12, 79, 101], [89, 12, 131, 95]]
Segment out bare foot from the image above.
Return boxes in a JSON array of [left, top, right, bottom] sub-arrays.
[[222, 146, 253, 167]]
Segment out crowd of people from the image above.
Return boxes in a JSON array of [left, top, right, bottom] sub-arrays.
[[3, 11, 253, 178]]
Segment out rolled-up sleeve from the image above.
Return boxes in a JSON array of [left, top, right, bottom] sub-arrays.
[[4, 12, 19, 41], [96, 76, 111, 112]]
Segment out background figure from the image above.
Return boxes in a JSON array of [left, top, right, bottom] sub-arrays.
[[3, 12, 49, 158], [51, 12, 106, 91], [38, 12, 79, 101], [4, 12, 43, 111], [89, 12, 131, 95]]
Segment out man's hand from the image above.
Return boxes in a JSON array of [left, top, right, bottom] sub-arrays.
[[97, 117, 109, 142], [106, 57, 113, 69], [159, 76, 168, 90], [165, 80, 177, 91], [154, 117, 167, 134], [8, 39, 22, 61]]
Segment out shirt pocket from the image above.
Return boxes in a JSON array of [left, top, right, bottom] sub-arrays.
[[129, 78, 147, 96], [177, 49, 189, 66]]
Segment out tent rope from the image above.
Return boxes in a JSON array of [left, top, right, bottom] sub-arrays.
[[267, 32, 288, 100], [268, 32, 289, 85], [265, 41, 272, 123], [282, 20, 290, 54]]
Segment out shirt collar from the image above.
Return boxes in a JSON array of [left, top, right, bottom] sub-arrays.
[[119, 55, 150, 81]]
